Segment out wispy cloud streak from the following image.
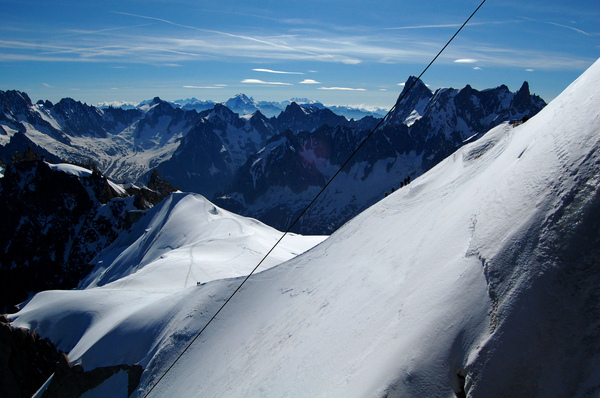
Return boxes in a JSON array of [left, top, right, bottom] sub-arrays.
[[241, 79, 292, 85], [520, 17, 592, 36], [319, 86, 366, 91], [0, 12, 594, 72], [253, 68, 303, 74], [112, 11, 321, 58]]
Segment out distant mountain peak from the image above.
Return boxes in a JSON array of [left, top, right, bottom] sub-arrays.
[[234, 93, 253, 101], [400, 76, 431, 97], [389, 76, 433, 125]]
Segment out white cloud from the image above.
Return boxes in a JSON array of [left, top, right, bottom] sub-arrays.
[[299, 79, 320, 84], [474, 66, 482, 70], [42, 82, 53, 88], [525, 69, 534, 72], [454, 58, 478, 64], [319, 86, 366, 91], [241, 79, 292, 86], [253, 68, 303, 74]]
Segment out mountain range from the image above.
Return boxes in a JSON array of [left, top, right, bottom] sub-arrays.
[[214, 78, 546, 233], [4, 58, 599, 397], [99, 93, 389, 119], [0, 76, 546, 235]]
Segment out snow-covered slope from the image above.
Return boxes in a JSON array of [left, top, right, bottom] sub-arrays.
[[79, 192, 326, 289], [9, 193, 325, 385], [10, 58, 600, 397]]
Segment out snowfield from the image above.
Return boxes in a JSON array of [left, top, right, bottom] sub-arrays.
[[11, 58, 600, 397]]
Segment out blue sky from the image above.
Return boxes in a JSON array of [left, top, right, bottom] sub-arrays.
[[1, 0, 598, 108]]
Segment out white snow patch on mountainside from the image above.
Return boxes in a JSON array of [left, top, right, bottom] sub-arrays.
[[10, 58, 600, 397], [46, 162, 128, 195], [47, 162, 93, 178]]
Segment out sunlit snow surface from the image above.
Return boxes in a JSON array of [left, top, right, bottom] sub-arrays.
[[11, 58, 600, 397], [80, 193, 325, 290]]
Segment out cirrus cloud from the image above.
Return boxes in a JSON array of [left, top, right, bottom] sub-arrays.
[[241, 79, 292, 85], [253, 68, 303, 74], [319, 86, 366, 91]]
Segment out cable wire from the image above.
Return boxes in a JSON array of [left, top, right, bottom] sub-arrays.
[[143, 1, 487, 395]]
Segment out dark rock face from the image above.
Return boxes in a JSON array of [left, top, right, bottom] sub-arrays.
[[52, 98, 108, 138], [0, 157, 99, 311], [156, 115, 236, 197], [0, 316, 60, 398], [41, 354, 143, 398], [130, 169, 179, 210], [0, 316, 143, 398], [231, 130, 327, 204], [0, 151, 177, 312], [274, 102, 350, 134]]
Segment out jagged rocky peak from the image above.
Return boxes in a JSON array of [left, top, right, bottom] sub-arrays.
[[146, 169, 178, 196], [510, 81, 537, 114], [149, 96, 175, 111], [389, 76, 433, 124], [282, 101, 306, 115], [50, 97, 110, 138], [399, 75, 432, 97], [231, 93, 254, 103], [35, 99, 54, 108], [209, 102, 239, 121], [0, 90, 33, 115], [53, 97, 99, 117], [136, 96, 174, 115], [224, 93, 258, 115]]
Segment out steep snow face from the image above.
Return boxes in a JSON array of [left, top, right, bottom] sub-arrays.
[[9, 59, 600, 398]]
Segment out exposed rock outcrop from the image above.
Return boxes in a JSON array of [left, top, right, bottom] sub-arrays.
[[0, 316, 60, 398], [0, 316, 143, 398]]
